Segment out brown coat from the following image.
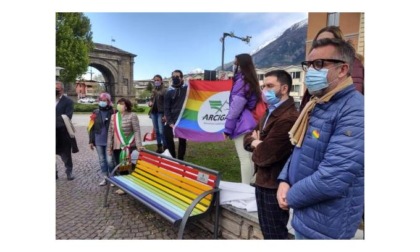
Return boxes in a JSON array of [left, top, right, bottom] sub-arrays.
[[243, 97, 298, 189]]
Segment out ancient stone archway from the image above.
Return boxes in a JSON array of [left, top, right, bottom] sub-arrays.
[[87, 43, 137, 103]]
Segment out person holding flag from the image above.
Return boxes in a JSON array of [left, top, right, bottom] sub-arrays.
[[107, 98, 143, 194], [87, 92, 115, 186]]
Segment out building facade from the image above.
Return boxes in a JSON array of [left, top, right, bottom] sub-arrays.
[[306, 12, 365, 59]]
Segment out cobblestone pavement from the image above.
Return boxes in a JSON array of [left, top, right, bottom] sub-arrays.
[[56, 118, 214, 240]]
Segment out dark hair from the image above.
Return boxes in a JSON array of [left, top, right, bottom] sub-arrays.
[[172, 70, 183, 78], [235, 53, 261, 100], [264, 70, 292, 94], [153, 74, 163, 81], [116, 98, 133, 112], [312, 38, 355, 76]]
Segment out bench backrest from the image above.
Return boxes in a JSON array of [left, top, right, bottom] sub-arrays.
[[132, 150, 221, 216]]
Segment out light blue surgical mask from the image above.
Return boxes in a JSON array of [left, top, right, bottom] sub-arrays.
[[98, 101, 107, 107], [305, 68, 329, 94], [262, 89, 280, 105]]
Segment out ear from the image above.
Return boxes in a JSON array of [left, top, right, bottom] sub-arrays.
[[338, 63, 350, 78]]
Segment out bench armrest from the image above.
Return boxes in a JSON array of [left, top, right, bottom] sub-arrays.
[[177, 188, 220, 239], [109, 163, 122, 177]]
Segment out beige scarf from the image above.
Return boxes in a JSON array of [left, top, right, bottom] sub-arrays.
[[289, 76, 354, 147]]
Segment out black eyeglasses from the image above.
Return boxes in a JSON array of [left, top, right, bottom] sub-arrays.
[[301, 59, 346, 71]]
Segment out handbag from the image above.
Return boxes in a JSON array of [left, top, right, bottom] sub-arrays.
[[251, 99, 268, 123]]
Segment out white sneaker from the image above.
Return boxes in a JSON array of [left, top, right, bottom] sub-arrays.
[[115, 189, 126, 195], [110, 183, 115, 187], [99, 179, 107, 186]]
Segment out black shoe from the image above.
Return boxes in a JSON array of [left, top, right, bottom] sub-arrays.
[[66, 173, 75, 180]]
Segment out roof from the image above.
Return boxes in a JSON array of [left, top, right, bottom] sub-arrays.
[[93, 42, 137, 57]]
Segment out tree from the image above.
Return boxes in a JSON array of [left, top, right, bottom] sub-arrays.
[[146, 82, 154, 92], [56, 13, 93, 84]]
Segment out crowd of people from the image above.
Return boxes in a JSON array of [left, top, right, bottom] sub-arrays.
[[56, 25, 364, 240]]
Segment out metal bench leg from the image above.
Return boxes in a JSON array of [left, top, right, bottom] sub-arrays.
[[213, 192, 220, 239], [103, 181, 111, 207]]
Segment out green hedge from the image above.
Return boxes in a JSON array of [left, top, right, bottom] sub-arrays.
[[74, 103, 148, 113]]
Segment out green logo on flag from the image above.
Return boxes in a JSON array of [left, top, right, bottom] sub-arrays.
[[209, 100, 228, 113]]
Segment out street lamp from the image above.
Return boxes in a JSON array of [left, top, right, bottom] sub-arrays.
[[220, 32, 252, 71]]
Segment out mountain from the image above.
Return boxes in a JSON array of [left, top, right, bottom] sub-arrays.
[[215, 19, 308, 71]]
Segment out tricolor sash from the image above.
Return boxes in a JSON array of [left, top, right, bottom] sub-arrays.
[[114, 112, 135, 167]]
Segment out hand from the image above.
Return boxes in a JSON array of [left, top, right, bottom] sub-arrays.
[[251, 130, 260, 140], [148, 101, 153, 107], [137, 146, 145, 152], [170, 124, 174, 128], [107, 150, 113, 156], [223, 133, 229, 140], [89, 143, 94, 150], [277, 182, 290, 210]]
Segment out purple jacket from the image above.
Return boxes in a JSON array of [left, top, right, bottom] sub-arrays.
[[224, 73, 258, 139]]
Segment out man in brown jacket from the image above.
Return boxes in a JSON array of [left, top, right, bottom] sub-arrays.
[[243, 70, 298, 239]]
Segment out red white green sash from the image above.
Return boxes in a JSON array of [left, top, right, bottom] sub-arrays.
[[114, 112, 134, 166]]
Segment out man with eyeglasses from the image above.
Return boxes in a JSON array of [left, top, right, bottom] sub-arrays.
[[276, 38, 364, 239]]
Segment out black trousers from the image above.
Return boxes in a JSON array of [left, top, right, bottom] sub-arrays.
[[255, 186, 290, 239], [57, 149, 73, 175], [164, 124, 186, 160]]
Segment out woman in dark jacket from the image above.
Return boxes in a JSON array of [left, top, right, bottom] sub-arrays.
[[148, 74, 167, 153], [88, 92, 115, 186]]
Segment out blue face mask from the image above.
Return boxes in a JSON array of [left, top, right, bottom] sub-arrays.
[[262, 89, 280, 105], [98, 101, 107, 107], [305, 68, 329, 94]]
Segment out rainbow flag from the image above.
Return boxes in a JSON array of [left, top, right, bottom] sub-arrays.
[[174, 80, 232, 142]]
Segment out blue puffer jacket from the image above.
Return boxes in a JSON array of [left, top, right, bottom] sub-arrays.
[[224, 73, 257, 139], [279, 84, 364, 239]]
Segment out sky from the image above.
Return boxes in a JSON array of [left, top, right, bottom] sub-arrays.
[[84, 12, 307, 80]]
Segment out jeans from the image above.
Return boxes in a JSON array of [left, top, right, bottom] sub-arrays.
[[150, 112, 166, 147], [96, 145, 115, 175]]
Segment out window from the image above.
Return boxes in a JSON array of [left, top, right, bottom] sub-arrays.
[[292, 84, 300, 93], [327, 12, 340, 26], [290, 71, 301, 79]]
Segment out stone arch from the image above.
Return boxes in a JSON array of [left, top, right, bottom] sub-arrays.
[[86, 43, 137, 103]]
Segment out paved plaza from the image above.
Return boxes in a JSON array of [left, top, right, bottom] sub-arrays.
[[56, 115, 214, 239]]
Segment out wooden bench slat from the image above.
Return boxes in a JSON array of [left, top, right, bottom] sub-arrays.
[[133, 168, 211, 208], [139, 152, 217, 187], [135, 161, 213, 203], [111, 176, 183, 220], [122, 175, 203, 216], [131, 171, 209, 212]]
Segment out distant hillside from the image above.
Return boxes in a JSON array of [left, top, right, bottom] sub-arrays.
[[215, 19, 307, 70]]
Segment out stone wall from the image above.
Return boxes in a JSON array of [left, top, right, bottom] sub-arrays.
[[199, 205, 263, 239]]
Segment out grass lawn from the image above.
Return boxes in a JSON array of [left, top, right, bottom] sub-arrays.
[[145, 140, 242, 182]]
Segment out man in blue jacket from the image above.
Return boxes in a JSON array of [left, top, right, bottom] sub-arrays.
[[277, 38, 364, 239]]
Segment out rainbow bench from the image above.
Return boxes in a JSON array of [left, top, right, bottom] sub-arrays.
[[103, 149, 221, 239]]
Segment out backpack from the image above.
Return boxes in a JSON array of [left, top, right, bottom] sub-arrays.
[[251, 99, 268, 123]]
